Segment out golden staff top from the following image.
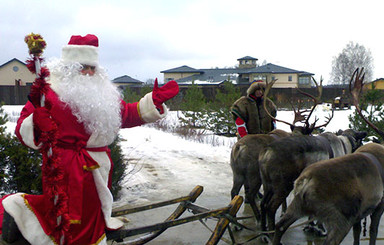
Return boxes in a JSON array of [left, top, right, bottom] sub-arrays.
[[24, 33, 46, 56]]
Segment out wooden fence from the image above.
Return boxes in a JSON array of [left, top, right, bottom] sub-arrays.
[[1, 84, 348, 109]]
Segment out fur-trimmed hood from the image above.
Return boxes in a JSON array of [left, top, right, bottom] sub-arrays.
[[247, 80, 266, 96]]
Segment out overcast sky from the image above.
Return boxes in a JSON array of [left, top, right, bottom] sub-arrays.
[[1, 0, 383, 83]]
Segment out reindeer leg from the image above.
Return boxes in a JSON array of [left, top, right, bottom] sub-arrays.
[[280, 199, 287, 216], [369, 200, 384, 245], [231, 171, 245, 200], [323, 216, 352, 245], [272, 212, 301, 245], [230, 171, 246, 231], [260, 189, 273, 231], [352, 221, 362, 245], [272, 200, 303, 245], [245, 170, 262, 221], [266, 192, 287, 231]]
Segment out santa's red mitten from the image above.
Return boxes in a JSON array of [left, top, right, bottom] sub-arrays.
[[152, 79, 179, 114], [33, 107, 55, 132]]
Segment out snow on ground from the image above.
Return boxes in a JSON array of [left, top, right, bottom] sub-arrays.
[[2, 104, 354, 207], [3, 105, 367, 244]]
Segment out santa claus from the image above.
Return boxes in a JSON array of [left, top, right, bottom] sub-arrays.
[[0, 34, 179, 245]]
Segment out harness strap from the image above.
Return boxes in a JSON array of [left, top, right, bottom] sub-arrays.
[[345, 134, 358, 152], [316, 135, 334, 158], [269, 133, 281, 141], [341, 139, 348, 155], [359, 152, 384, 182]]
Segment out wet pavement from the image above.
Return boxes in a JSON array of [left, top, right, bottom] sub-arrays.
[[111, 192, 384, 245]]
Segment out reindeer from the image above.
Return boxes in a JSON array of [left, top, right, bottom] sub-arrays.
[[272, 68, 384, 245], [230, 79, 327, 222], [230, 129, 290, 220], [258, 78, 367, 232]]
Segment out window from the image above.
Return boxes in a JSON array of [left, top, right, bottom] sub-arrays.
[[271, 76, 275, 81], [13, 66, 19, 72], [253, 75, 266, 81], [288, 76, 292, 82], [299, 77, 310, 85]]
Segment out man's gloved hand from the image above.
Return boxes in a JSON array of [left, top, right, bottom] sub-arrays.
[[152, 78, 179, 114], [33, 107, 55, 132]]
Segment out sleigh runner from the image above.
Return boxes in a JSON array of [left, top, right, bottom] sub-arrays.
[[1, 185, 244, 245]]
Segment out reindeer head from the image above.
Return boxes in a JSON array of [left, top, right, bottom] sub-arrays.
[[263, 77, 334, 135]]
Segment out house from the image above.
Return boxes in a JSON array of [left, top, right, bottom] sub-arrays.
[[0, 58, 36, 104], [161, 56, 314, 88], [0, 58, 35, 86], [364, 78, 384, 90], [112, 75, 144, 89]]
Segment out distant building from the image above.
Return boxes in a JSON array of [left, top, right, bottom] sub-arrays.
[[161, 56, 314, 88], [0, 58, 36, 104], [0, 58, 35, 86], [364, 78, 384, 90], [112, 75, 144, 89]]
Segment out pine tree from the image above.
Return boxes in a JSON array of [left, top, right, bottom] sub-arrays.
[[204, 81, 241, 136], [109, 135, 127, 200], [179, 82, 207, 128], [348, 84, 384, 142], [123, 86, 141, 103], [0, 104, 42, 195]]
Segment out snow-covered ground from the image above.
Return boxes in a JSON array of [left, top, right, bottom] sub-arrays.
[[2, 105, 380, 244]]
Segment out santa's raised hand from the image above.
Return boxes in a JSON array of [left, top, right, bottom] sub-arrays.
[[152, 78, 179, 114]]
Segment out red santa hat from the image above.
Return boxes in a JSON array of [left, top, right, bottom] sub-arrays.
[[61, 34, 99, 66]]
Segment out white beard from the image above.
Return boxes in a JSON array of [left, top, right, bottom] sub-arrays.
[[47, 59, 122, 145]]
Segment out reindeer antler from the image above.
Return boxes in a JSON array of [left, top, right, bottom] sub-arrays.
[[263, 79, 301, 129], [350, 67, 384, 140], [264, 76, 333, 134]]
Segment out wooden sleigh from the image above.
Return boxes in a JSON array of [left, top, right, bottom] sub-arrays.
[[1, 185, 243, 245]]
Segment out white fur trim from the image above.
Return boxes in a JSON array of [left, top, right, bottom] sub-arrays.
[[2, 193, 54, 245], [87, 151, 124, 230], [138, 92, 167, 123], [19, 114, 40, 150], [61, 45, 98, 66]]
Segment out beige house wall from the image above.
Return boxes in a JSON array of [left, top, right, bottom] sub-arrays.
[[365, 80, 384, 90], [249, 73, 299, 88], [164, 72, 200, 81], [0, 60, 35, 86]]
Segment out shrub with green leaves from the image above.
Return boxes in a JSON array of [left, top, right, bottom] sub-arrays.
[[205, 81, 241, 136], [348, 85, 384, 142], [0, 104, 42, 195], [109, 135, 128, 200], [179, 82, 207, 128]]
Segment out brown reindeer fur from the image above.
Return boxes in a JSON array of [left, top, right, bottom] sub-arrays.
[[272, 143, 384, 245], [230, 129, 290, 220], [259, 129, 367, 231]]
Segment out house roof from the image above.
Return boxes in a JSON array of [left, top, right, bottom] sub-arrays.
[[237, 56, 258, 61], [176, 68, 239, 84], [112, 75, 143, 84], [161, 65, 203, 73], [0, 58, 26, 68], [172, 63, 313, 84], [239, 63, 314, 75]]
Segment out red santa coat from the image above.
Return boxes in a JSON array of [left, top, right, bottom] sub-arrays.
[[1, 86, 167, 245]]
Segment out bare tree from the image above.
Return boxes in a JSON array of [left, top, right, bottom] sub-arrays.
[[330, 41, 374, 85]]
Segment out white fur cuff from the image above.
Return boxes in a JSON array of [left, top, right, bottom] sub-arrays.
[[19, 114, 40, 150], [138, 92, 167, 123]]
